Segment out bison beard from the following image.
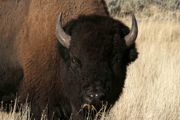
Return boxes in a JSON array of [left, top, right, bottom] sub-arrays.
[[0, 1, 138, 120]]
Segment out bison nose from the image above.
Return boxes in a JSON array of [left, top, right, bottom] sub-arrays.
[[84, 93, 105, 104]]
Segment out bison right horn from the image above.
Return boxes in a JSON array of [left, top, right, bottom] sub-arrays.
[[125, 14, 138, 47], [56, 13, 71, 48]]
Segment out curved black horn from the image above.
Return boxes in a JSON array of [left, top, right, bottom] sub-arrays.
[[125, 14, 138, 47], [56, 13, 71, 48]]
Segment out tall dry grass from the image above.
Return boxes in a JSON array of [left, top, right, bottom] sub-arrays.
[[0, 12, 180, 120]]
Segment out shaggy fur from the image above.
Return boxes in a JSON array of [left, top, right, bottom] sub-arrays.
[[0, 0, 138, 119]]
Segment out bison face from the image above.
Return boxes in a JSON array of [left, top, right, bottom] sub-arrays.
[[56, 14, 138, 114]]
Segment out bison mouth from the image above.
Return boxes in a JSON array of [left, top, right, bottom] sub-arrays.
[[81, 103, 98, 111], [81, 94, 106, 111], [80, 102, 108, 119]]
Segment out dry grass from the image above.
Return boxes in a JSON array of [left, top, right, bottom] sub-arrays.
[[107, 0, 180, 15], [0, 11, 180, 120], [0, 99, 31, 120]]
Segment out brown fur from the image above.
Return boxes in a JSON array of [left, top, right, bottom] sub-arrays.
[[0, 0, 109, 119], [0, 0, 139, 120]]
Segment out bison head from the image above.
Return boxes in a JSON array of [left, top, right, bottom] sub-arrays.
[[55, 13, 138, 118]]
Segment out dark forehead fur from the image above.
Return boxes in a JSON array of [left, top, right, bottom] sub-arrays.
[[64, 15, 129, 36], [63, 15, 130, 60]]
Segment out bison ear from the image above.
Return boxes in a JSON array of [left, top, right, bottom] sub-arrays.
[[56, 13, 71, 49], [124, 44, 138, 64], [124, 14, 138, 47]]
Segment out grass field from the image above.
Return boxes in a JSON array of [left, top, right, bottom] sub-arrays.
[[0, 7, 180, 120]]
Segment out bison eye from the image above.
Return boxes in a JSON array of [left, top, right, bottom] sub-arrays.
[[71, 57, 81, 64], [72, 57, 77, 63], [70, 57, 82, 69]]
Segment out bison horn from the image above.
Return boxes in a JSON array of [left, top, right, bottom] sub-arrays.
[[125, 14, 138, 47], [56, 13, 71, 48]]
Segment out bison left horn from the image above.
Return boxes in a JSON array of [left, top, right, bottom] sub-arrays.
[[56, 13, 71, 48], [125, 14, 138, 47]]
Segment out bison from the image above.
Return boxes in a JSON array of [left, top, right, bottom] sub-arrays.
[[0, 0, 138, 119]]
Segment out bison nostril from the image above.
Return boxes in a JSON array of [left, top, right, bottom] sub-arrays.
[[92, 93, 105, 101], [83, 94, 94, 103], [90, 94, 94, 98]]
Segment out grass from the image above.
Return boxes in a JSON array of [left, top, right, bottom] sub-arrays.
[[0, 7, 180, 120], [108, 0, 180, 15]]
